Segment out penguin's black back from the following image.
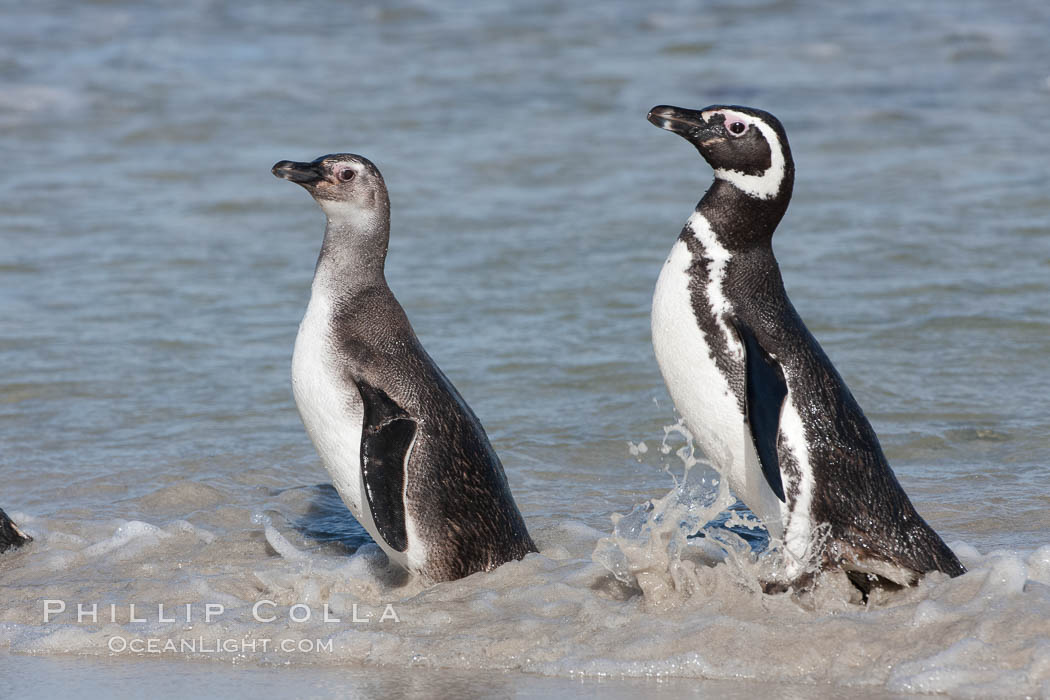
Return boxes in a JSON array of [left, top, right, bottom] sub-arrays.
[[725, 246, 964, 578], [330, 284, 536, 582]]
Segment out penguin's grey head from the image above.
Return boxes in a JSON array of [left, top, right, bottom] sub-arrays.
[[648, 104, 793, 201], [272, 153, 389, 227]]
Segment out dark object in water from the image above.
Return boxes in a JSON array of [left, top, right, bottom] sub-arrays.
[[0, 508, 31, 553]]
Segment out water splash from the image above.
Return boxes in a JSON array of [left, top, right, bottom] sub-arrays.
[[593, 419, 774, 605], [253, 512, 310, 563]]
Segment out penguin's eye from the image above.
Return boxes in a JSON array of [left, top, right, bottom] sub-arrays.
[[727, 121, 748, 136], [337, 168, 355, 182]]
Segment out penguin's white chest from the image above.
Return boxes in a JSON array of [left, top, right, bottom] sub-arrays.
[[651, 234, 785, 538], [290, 286, 419, 573], [652, 240, 746, 468], [291, 290, 369, 520]]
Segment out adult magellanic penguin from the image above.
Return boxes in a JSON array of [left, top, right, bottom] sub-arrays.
[[646, 104, 965, 593], [273, 154, 536, 583]]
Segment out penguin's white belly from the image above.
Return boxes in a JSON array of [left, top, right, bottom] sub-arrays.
[[651, 239, 785, 540], [291, 289, 410, 569]]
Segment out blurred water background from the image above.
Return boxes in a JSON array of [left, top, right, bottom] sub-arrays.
[[2, 0, 1049, 697]]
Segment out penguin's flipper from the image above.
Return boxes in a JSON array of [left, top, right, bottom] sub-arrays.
[[356, 380, 416, 553], [729, 318, 788, 503]]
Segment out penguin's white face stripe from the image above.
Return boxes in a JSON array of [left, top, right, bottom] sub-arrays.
[[702, 109, 787, 200], [685, 212, 744, 359]]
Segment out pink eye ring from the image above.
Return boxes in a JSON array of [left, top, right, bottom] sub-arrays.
[[727, 120, 748, 136]]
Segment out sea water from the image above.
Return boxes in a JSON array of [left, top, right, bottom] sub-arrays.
[[2, 0, 1049, 696]]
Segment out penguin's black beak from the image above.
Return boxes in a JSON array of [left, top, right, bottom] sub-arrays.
[[272, 160, 324, 185], [647, 105, 720, 143]]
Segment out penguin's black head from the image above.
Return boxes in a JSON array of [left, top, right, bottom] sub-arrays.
[[647, 104, 793, 201], [272, 153, 389, 223]]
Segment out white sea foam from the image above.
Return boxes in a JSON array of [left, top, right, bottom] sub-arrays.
[[256, 513, 310, 562], [2, 447, 1049, 697], [80, 521, 171, 560]]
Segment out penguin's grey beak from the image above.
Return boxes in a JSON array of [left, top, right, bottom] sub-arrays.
[[272, 160, 324, 185], [647, 105, 718, 141]]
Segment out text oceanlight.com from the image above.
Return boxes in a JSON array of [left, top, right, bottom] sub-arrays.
[[108, 636, 335, 654]]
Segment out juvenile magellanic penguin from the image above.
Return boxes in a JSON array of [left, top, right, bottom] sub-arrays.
[[273, 154, 536, 583], [646, 104, 964, 592], [0, 508, 31, 553]]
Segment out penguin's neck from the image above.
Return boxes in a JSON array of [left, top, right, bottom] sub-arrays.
[[693, 177, 792, 253], [688, 179, 794, 304], [313, 213, 390, 296]]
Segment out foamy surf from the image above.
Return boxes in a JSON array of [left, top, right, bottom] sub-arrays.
[[2, 439, 1049, 698]]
